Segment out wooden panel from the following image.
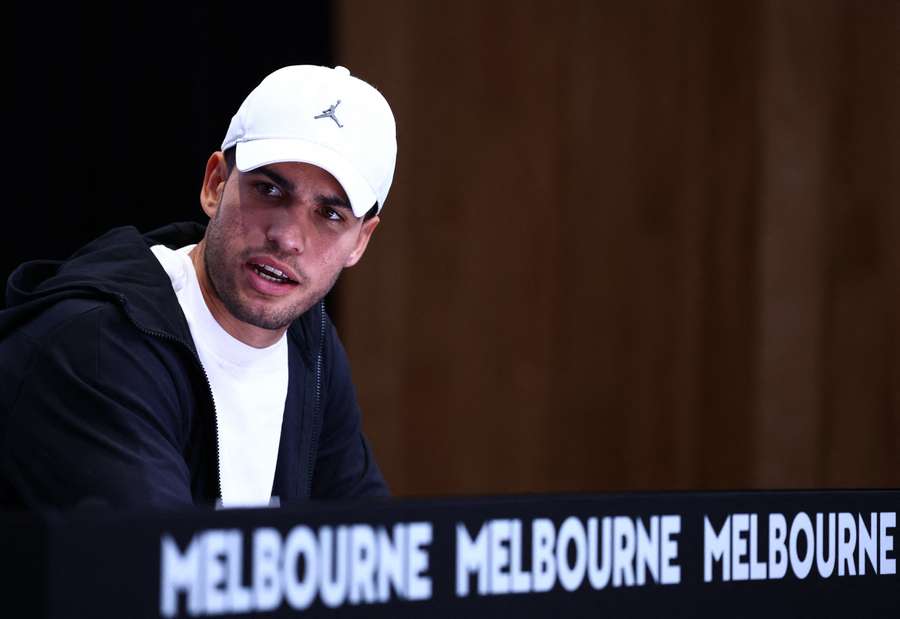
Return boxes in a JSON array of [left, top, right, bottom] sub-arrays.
[[818, 1, 900, 486], [753, 0, 841, 487], [754, 0, 900, 487], [335, 0, 900, 495]]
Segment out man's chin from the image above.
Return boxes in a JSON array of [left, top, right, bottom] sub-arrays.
[[227, 297, 316, 331]]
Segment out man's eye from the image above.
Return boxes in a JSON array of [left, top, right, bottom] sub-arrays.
[[320, 207, 343, 222], [254, 182, 283, 198]]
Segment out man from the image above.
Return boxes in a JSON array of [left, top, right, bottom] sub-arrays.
[[0, 65, 394, 509]]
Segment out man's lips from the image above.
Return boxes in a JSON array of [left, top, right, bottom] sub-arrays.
[[246, 256, 300, 284], [244, 262, 299, 297]]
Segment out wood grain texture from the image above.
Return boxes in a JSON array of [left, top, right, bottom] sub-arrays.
[[334, 0, 900, 495]]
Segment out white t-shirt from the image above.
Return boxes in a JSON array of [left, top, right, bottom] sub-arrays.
[[150, 244, 288, 507]]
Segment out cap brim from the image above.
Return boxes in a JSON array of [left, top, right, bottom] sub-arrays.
[[235, 139, 377, 218]]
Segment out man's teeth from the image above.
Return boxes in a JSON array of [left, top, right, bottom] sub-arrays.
[[254, 263, 291, 282], [259, 264, 286, 277], [257, 271, 283, 283]]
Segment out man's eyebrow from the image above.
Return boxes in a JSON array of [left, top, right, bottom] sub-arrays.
[[316, 194, 353, 212], [250, 165, 296, 194]]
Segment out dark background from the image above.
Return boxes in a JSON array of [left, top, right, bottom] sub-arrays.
[[7, 2, 331, 282]]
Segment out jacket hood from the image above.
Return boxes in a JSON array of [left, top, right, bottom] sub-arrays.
[[2, 222, 321, 360]]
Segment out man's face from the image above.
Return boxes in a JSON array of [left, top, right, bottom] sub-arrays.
[[199, 153, 378, 334]]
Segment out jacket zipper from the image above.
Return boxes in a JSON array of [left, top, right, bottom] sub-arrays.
[[304, 300, 326, 498], [116, 296, 222, 501]]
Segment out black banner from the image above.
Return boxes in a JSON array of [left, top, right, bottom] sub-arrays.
[[2, 491, 898, 617]]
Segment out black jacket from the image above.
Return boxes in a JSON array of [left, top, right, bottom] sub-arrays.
[[0, 222, 387, 510]]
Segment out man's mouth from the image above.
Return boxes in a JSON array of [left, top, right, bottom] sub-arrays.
[[249, 262, 298, 285]]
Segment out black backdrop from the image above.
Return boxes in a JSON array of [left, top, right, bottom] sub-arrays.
[[7, 2, 332, 300]]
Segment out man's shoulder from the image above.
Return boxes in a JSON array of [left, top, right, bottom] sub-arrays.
[[1, 293, 199, 414], [5, 293, 184, 374], [0, 296, 190, 418], [0, 297, 118, 352], [3, 222, 201, 350]]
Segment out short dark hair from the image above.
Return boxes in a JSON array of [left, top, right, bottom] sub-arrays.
[[223, 145, 237, 174], [221, 146, 379, 221]]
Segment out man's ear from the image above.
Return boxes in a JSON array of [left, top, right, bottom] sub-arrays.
[[344, 215, 380, 268], [200, 152, 230, 218]]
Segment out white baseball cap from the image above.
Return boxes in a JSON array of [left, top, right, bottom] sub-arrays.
[[221, 65, 397, 217]]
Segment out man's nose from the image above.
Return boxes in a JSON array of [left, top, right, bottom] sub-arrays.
[[264, 212, 307, 254]]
